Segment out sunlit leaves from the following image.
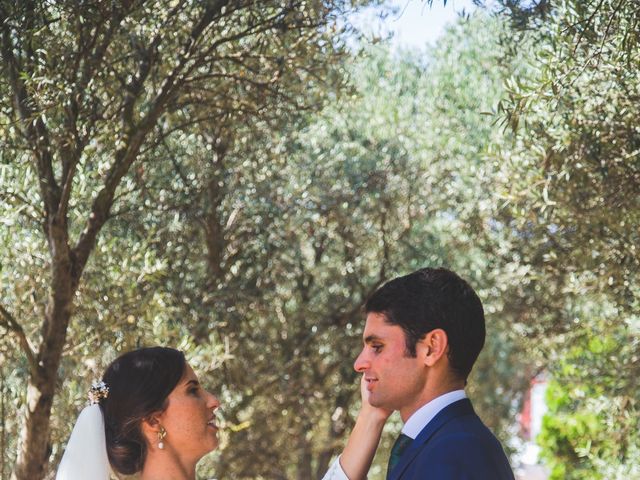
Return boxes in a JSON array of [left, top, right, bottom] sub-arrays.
[[493, 1, 640, 476]]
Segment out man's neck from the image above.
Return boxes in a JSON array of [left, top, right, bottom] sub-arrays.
[[400, 389, 467, 438], [400, 379, 465, 423]]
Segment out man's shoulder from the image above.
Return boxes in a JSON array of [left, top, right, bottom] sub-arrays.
[[426, 408, 506, 455], [415, 398, 490, 442], [428, 424, 502, 454], [407, 409, 514, 479], [408, 430, 514, 479], [437, 405, 496, 437]]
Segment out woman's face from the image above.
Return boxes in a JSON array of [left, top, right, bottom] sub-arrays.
[[156, 362, 220, 462]]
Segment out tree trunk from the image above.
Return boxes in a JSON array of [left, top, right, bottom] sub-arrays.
[[296, 420, 313, 480], [315, 396, 350, 479], [193, 138, 228, 342], [1, 366, 6, 480], [12, 374, 55, 480], [12, 305, 73, 480], [12, 222, 76, 480]]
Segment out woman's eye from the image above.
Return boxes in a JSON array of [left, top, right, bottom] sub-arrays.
[[189, 387, 199, 395]]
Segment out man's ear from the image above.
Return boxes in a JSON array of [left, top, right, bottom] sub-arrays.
[[421, 329, 448, 367]]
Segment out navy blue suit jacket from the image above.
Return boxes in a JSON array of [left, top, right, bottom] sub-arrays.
[[388, 399, 515, 480]]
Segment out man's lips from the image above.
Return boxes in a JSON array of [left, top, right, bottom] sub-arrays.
[[365, 378, 378, 391]]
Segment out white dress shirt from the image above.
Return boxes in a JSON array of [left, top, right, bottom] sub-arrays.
[[322, 390, 467, 480], [401, 389, 466, 439], [322, 455, 349, 480]]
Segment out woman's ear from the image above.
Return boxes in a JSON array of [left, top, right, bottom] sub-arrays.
[[140, 414, 162, 440]]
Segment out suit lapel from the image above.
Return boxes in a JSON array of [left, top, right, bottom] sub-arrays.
[[388, 399, 475, 480]]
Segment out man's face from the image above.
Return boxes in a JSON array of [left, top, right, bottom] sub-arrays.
[[354, 312, 428, 421]]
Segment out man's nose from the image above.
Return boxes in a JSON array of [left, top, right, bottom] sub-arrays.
[[353, 349, 369, 372]]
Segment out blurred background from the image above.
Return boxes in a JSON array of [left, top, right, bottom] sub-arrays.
[[1, 1, 638, 479]]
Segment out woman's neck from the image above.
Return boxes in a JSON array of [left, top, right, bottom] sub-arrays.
[[140, 449, 197, 480]]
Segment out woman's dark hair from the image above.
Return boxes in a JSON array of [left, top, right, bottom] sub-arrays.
[[99, 347, 186, 475]]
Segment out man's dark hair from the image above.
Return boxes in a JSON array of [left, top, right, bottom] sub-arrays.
[[365, 267, 485, 380]]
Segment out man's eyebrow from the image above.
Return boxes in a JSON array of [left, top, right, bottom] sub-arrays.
[[364, 335, 383, 344]]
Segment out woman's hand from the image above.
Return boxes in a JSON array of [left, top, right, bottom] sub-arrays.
[[335, 375, 392, 480], [358, 374, 392, 424]]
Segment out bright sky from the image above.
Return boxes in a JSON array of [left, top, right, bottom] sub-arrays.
[[388, 0, 478, 48], [352, 0, 479, 50]]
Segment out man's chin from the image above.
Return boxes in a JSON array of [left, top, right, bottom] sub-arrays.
[[368, 394, 384, 409]]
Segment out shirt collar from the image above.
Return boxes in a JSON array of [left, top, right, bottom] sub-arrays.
[[401, 390, 467, 439]]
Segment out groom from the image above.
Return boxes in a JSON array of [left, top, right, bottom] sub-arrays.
[[335, 267, 515, 479]]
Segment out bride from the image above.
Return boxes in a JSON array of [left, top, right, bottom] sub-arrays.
[[56, 347, 389, 480]]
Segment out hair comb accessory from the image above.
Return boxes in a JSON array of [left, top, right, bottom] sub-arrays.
[[88, 380, 109, 405]]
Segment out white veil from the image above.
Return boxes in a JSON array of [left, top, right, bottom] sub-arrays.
[[56, 404, 111, 480]]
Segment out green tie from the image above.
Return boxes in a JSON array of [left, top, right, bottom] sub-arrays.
[[386, 433, 413, 479]]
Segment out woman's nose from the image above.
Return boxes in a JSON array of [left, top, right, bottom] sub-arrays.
[[207, 391, 220, 410]]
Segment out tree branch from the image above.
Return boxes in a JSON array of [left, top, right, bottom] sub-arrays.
[[0, 304, 36, 370], [0, 9, 60, 221], [70, 126, 151, 282]]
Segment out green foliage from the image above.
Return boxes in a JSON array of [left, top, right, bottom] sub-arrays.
[[15, 0, 640, 477], [6, 8, 534, 477], [1, 1, 384, 477], [492, 0, 640, 477], [538, 381, 602, 480], [180, 24, 525, 474], [539, 320, 640, 480]]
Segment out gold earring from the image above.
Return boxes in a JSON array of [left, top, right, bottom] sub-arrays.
[[158, 426, 167, 449]]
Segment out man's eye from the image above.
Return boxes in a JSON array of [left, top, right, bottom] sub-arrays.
[[372, 344, 383, 353]]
